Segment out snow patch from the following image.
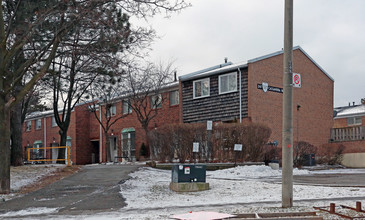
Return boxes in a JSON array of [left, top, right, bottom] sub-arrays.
[[0, 207, 59, 217], [120, 166, 365, 210]]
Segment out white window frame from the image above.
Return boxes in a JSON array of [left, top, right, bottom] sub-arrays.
[[26, 121, 31, 131], [122, 100, 132, 115], [219, 72, 237, 94], [169, 90, 179, 106], [36, 119, 42, 130], [193, 78, 210, 99], [347, 117, 362, 126], [151, 94, 162, 109]]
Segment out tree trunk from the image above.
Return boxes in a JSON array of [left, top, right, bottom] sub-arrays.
[[105, 131, 111, 162], [57, 128, 68, 164], [142, 126, 151, 160], [0, 101, 11, 194], [11, 101, 23, 166]]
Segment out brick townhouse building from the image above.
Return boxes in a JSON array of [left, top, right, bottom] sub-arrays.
[[331, 100, 365, 152], [23, 46, 336, 165], [330, 100, 365, 167], [179, 46, 334, 148], [22, 82, 180, 164]]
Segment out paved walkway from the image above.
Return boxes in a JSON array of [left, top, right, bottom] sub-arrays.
[[0, 164, 140, 216]]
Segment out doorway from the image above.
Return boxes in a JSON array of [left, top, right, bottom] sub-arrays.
[[109, 136, 118, 162], [121, 128, 136, 161]]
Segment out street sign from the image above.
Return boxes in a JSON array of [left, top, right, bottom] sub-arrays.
[[293, 73, 301, 88]]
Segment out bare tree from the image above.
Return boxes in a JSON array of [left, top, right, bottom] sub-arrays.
[[88, 76, 128, 162], [124, 61, 175, 159], [1, 0, 189, 194]]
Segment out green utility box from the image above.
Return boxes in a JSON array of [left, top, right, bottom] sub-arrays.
[[170, 164, 209, 192], [171, 164, 206, 183]]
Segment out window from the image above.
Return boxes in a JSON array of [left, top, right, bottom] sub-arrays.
[[51, 117, 57, 127], [219, 72, 237, 94], [107, 104, 117, 117], [347, 117, 362, 126], [170, 90, 179, 106], [122, 100, 132, 115], [36, 119, 42, 130], [151, 94, 162, 109], [26, 121, 31, 131], [193, 78, 210, 99]]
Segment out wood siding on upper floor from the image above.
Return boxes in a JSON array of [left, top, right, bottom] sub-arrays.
[[182, 68, 248, 123]]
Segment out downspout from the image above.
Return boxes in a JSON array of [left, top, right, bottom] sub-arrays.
[[99, 103, 103, 163], [238, 68, 242, 123], [44, 117, 47, 158]]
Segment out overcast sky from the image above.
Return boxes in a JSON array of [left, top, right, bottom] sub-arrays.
[[140, 0, 365, 107]]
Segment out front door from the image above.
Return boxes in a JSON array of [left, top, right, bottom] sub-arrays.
[[109, 137, 117, 162], [122, 131, 135, 161]]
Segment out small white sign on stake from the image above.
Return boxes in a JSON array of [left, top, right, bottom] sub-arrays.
[[234, 144, 243, 151], [193, 142, 199, 152], [207, 120, 213, 131]]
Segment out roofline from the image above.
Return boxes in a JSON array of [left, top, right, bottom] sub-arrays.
[[180, 62, 248, 82], [179, 62, 233, 81], [248, 46, 334, 82], [334, 112, 365, 119], [105, 81, 179, 104]]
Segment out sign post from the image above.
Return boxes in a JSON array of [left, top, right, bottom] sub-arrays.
[[193, 142, 199, 164], [234, 144, 242, 166], [207, 121, 212, 162]]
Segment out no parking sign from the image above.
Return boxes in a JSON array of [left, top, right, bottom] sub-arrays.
[[293, 73, 301, 88]]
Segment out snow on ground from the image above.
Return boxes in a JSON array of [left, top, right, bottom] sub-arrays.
[[2, 164, 365, 219], [0, 164, 65, 201], [120, 165, 365, 210], [208, 165, 309, 180]]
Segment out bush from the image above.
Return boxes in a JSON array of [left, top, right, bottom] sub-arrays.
[[317, 143, 345, 165], [140, 143, 148, 157], [293, 141, 317, 167], [148, 123, 271, 163]]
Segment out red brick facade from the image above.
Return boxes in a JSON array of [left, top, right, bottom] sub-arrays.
[[22, 84, 180, 164], [248, 49, 334, 147]]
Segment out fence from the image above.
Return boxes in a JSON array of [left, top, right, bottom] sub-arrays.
[[331, 126, 365, 142], [27, 146, 71, 166]]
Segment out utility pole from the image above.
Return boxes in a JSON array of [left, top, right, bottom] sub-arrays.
[[282, 0, 294, 208]]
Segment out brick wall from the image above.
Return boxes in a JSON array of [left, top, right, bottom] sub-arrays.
[[100, 88, 181, 161], [248, 48, 334, 147]]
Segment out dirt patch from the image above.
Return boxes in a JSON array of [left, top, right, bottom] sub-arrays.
[[17, 165, 82, 195]]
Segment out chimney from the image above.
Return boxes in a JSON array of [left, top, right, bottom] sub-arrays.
[[353, 102, 355, 106], [224, 57, 228, 63], [349, 102, 351, 106], [174, 71, 177, 82]]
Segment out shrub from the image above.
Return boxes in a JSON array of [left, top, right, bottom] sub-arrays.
[[148, 123, 271, 163], [317, 143, 346, 165], [293, 141, 317, 167]]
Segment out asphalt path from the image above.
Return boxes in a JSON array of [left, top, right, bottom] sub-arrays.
[[293, 172, 365, 187], [0, 164, 140, 216]]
